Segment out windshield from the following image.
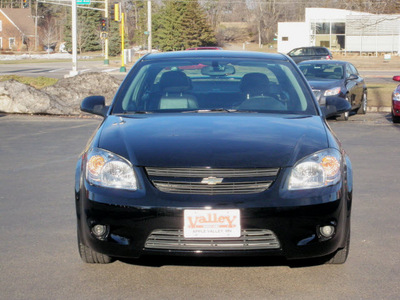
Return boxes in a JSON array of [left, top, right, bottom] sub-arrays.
[[112, 58, 317, 115], [299, 63, 344, 80]]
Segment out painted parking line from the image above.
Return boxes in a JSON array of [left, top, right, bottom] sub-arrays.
[[102, 68, 119, 72], [31, 69, 58, 73], [1, 68, 41, 73], [49, 68, 66, 73]]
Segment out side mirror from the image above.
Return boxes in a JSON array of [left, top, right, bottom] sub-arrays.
[[80, 96, 108, 117], [346, 74, 358, 81], [324, 96, 351, 118]]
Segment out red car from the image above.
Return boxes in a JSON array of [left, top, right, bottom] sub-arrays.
[[186, 47, 223, 50], [392, 76, 400, 123]]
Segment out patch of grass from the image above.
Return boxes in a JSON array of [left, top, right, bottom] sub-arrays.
[[367, 83, 394, 107], [0, 75, 58, 89]]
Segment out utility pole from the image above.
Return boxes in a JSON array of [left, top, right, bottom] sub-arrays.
[[32, 1, 43, 51], [120, 12, 126, 72], [70, 0, 78, 76], [104, 0, 109, 65], [34, 1, 38, 51], [147, 0, 151, 53]]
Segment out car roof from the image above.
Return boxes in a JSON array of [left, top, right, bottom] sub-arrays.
[[293, 46, 328, 50], [298, 60, 347, 65], [142, 50, 289, 62]]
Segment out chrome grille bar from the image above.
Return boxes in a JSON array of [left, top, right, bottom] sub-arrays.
[[152, 180, 272, 194], [145, 167, 279, 195], [145, 229, 281, 250], [146, 167, 279, 178]]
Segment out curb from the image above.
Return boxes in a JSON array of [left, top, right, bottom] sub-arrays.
[[367, 106, 391, 113]]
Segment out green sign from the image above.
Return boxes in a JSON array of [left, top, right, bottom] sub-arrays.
[[77, 0, 91, 5]]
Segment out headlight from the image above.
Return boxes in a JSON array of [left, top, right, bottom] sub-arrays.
[[324, 87, 341, 96], [288, 149, 341, 190], [86, 148, 137, 190], [393, 92, 400, 101]]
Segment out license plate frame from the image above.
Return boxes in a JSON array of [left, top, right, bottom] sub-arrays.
[[183, 209, 241, 238]]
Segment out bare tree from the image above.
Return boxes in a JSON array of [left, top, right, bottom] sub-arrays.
[[247, 0, 286, 47], [40, 15, 58, 52]]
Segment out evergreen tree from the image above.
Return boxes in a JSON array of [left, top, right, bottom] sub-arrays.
[[180, 0, 217, 49], [64, 6, 102, 53], [126, 0, 148, 46], [108, 19, 122, 56], [153, 0, 216, 51]]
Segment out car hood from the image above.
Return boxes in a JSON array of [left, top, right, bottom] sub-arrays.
[[97, 114, 329, 168], [307, 80, 342, 90]]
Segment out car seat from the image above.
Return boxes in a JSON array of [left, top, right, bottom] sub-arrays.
[[238, 73, 286, 110], [158, 71, 198, 109]]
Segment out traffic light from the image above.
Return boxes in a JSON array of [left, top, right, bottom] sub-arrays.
[[114, 3, 120, 22], [23, 0, 28, 8], [100, 18, 108, 32], [110, 4, 115, 19], [110, 3, 120, 21]]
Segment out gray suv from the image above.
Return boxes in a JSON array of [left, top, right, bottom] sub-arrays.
[[287, 47, 333, 64]]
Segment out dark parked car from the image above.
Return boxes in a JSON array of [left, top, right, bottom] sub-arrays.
[[392, 76, 400, 123], [287, 47, 333, 64], [298, 60, 367, 121], [76, 51, 353, 265]]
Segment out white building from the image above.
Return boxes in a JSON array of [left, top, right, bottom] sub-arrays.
[[277, 8, 400, 55]]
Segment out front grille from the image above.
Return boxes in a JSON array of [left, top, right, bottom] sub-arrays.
[[145, 167, 279, 195], [152, 180, 272, 194], [146, 167, 278, 178], [144, 229, 281, 250]]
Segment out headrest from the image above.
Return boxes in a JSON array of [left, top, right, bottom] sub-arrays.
[[159, 71, 192, 93], [240, 73, 270, 95], [334, 67, 342, 74]]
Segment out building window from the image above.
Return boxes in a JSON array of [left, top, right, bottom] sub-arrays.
[[0, 37, 2, 49], [332, 23, 345, 34], [282, 37, 289, 41], [9, 38, 16, 49], [0, 20, 3, 32], [312, 22, 346, 50], [316, 23, 330, 34]]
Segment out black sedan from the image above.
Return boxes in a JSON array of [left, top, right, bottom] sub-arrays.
[[298, 60, 367, 121], [75, 51, 353, 265]]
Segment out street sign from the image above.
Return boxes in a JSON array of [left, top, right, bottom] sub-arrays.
[[77, 0, 91, 5]]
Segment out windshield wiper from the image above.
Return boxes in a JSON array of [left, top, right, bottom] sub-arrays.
[[118, 111, 152, 115], [183, 108, 239, 113]]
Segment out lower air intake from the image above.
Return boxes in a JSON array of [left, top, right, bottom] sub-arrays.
[[145, 229, 280, 251]]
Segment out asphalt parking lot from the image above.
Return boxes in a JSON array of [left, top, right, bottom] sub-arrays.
[[0, 113, 399, 299]]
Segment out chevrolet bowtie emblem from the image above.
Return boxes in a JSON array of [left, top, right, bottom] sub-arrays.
[[201, 177, 223, 185]]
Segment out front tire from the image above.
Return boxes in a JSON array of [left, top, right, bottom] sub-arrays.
[[78, 233, 114, 264], [357, 91, 367, 114], [326, 226, 350, 264], [337, 111, 349, 121], [393, 113, 400, 124], [337, 96, 350, 121]]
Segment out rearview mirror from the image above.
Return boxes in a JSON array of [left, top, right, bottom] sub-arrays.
[[324, 96, 351, 118], [201, 65, 235, 76], [80, 96, 108, 117]]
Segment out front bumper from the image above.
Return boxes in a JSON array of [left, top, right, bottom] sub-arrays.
[[76, 168, 350, 261], [392, 100, 400, 117]]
